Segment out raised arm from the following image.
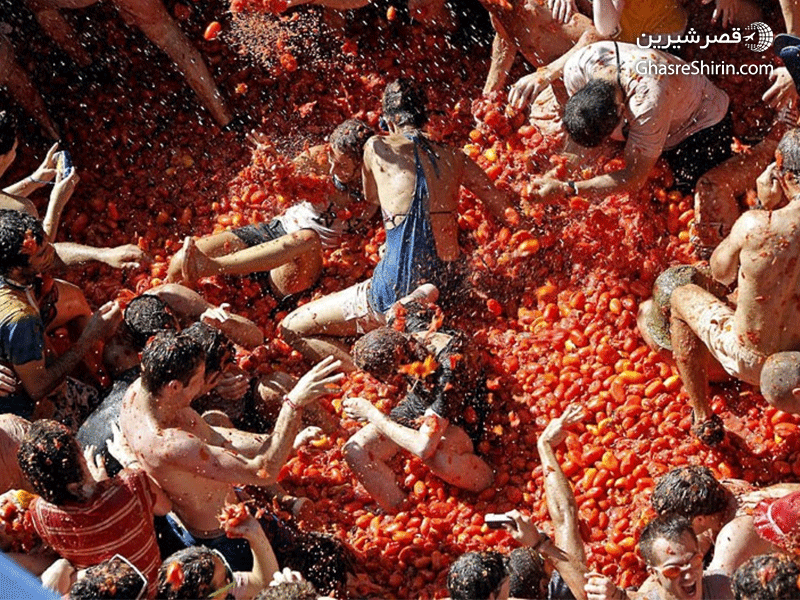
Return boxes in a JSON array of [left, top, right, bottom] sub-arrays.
[[483, 16, 518, 95], [343, 398, 445, 460], [41, 168, 78, 241], [221, 510, 279, 599], [3, 143, 59, 198], [536, 403, 589, 600]]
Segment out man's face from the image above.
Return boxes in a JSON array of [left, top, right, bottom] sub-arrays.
[[649, 532, 704, 600], [329, 147, 359, 184], [27, 238, 55, 274], [181, 362, 207, 401]]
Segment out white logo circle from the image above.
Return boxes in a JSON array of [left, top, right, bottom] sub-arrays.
[[745, 22, 773, 53]]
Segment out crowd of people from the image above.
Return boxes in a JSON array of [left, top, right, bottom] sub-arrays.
[[3, 0, 800, 598]]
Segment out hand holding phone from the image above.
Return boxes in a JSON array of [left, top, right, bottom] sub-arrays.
[[55, 150, 73, 179], [484, 513, 515, 529]]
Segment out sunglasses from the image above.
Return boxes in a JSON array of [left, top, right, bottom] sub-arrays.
[[207, 549, 235, 599], [656, 553, 703, 579], [111, 554, 148, 600]]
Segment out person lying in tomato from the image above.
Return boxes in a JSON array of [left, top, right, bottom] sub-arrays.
[[166, 119, 376, 302], [342, 293, 492, 512]]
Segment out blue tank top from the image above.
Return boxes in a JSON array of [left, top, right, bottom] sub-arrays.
[[368, 134, 454, 313]]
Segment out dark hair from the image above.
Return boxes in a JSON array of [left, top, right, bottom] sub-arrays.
[[777, 128, 800, 175], [124, 295, 177, 349], [70, 555, 148, 600], [387, 300, 436, 334], [182, 322, 234, 377], [564, 79, 620, 148], [351, 327, 413, 380], [760, 352, 800, 411], [329, 119, 373, 159], [0, 110, 17, 156], [508, 547, 547, 599], [253, 580, 319, 600], [639, 514, 696, 567], [382, 79, 428, 128], [157, 546, 220, 600], [0, 209, 45, 277], [732, 553, 800, 600], [447, 551, 508, 600], [651, 465, 728, 518], [17, 420, 84, 506], [140, 331, 204, 394]]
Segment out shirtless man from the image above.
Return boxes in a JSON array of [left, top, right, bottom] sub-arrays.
[[22, 0, 231, 126], [280, 78, 517, 367], [650, 466, 800, 579], [662, 128, 800, 444], [116, 331, 342, 569], [166, 119, 375, 298]]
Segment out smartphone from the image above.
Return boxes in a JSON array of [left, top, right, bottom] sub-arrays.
[[484, 513, 515, 529], [55, 150, 73, 178]]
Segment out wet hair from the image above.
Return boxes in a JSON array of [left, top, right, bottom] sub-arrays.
[[17, 420, 84, 506], [651, 465, 728, 518], [508, 547, 548, 599], [760, 352, 800, 412], [732, 553, 800, 600], [382, 78, 428, 128], [447, 551, 508, 600], [70, 555, 148, 600], [387, 300, 436, 334], [157, 546, 221, 600], [351, 327, 414, 381], [563, 79, 620, 148], [0, 209, 45, 277], [329, 119, 373, 159], [123, 294, 177, 349], [182, 322, 234, 377], [253, 580, 319, 600], [0, 110, 17, 156], [140, 331, 204, 394], [776, 128, 800, 176], [639, 514, 697, 567]]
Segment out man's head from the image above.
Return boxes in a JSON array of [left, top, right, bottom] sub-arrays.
[[382, 79, 428, 129], [329, 119, 372, 184], [140, 331, 205, 398], [253, 580, 320, 600], [732, 553, 800, 600], [181, 322, 234, 389], [447, 551, 509, 600], [70, 555, 149, 600], [352, 327, 415, 381], [0, 209, 51, 279], [760, 351, 800, 413], [157, 546, 234, 600], [507, 547, 548, 599], [639, 514, 704, 600], [564, 79, 621, 148], [17, 420, 85, 506], [0, 110, 18, 175], [775, 127, 800, 199], [123, 294, 179, 349], [651, 466, 728, 530]]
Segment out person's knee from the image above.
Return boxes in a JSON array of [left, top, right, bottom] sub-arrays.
[[279, 310, 305, 342], [342, 437, 367, 469], [760, 352, 800, 414]]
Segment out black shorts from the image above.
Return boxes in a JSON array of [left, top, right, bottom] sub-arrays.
[[662, 109, 733, 194], [231, 218, 287, 247]]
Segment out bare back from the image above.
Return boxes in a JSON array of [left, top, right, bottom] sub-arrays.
[[731, 204, 800, 353], [363, 133, 465, 261]]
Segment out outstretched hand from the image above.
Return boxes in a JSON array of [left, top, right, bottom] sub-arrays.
[[540, 403, 585, 447], [287, 356, 344, 408], [83, 445, 108, 483], [508, 71, 552, 111], [342, 397, 378, 422], [30, 142, 59, 184]]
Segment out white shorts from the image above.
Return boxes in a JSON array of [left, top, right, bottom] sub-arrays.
[[694, 300, 766, 385], [339, 279, 386, 334]]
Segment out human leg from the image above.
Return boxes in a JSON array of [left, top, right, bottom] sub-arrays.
[[113, 0, 232, 126], [24, 0, 93, 67], [342, 424, 406, 511], [166, 232, 248, 284], [423, 424, 493, 492], [279, 280, 383, 367]]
